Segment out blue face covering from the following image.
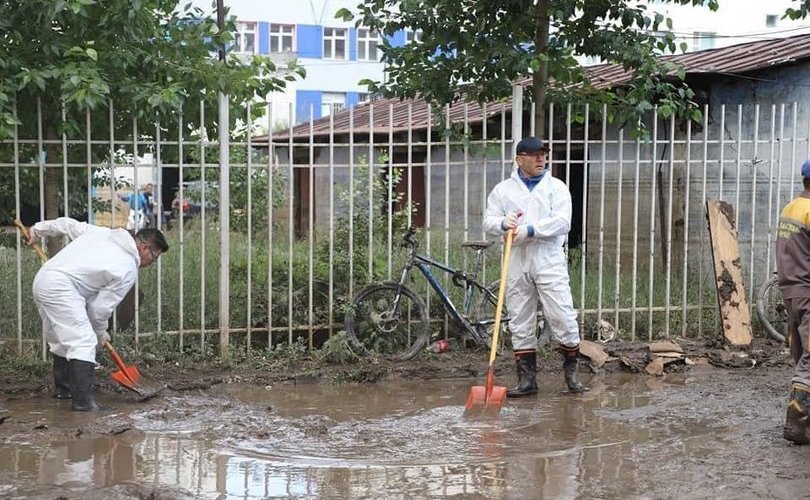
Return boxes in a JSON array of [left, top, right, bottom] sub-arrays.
[[518, 167, 546, 192]]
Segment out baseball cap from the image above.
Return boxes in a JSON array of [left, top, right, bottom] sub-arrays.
[[802, 159, 810, 178], [516, 137, 548, 154]]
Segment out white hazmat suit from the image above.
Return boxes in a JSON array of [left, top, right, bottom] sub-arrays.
[[483, 169, 581, 351], [31, 218, 139, 363]]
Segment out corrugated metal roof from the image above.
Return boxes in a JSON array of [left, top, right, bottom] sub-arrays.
[[270, 33, 810, 140]]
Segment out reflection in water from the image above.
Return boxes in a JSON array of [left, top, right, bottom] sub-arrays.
[[0, 374, 708, 499]]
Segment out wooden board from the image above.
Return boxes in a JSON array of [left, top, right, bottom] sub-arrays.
[[705, 200, 753, 346]]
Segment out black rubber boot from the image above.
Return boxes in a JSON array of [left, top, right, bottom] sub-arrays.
[[52, 354, 71, 399], [69, 359, 102, 411], [560, 345, 586, 394], [784, 382, 810, 444], [506, 350, 538, 398]]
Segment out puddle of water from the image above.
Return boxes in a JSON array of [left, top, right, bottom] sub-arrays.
[[0, 373, 751, 499]]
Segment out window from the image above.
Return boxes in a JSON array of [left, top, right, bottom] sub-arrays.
[[358, 93, 371, 103], [766, 14, 778, 27], [270, 24, 294, 53], [321, 92, 346, 117], [406, 30, 422, 44], [234, 22, 256, 54], [692, 31, 716, 51], [323, 28, 347, 60], [357, 28, 381, 61]]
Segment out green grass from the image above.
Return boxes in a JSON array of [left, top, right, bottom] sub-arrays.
[[0, 220, 736, 361]]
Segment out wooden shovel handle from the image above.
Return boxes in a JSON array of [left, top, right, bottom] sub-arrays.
[[13, 219, 48, 264], [103, 341, 129, 373], [488, 229, 514, 365]]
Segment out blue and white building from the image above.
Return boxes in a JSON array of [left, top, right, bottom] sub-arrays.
[[193, 0, 413, 127]]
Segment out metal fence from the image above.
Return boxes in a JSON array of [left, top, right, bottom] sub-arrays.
[[1, 97, 806, 356]]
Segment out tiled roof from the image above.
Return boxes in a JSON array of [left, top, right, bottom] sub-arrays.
[[268, 32, 810, 140]]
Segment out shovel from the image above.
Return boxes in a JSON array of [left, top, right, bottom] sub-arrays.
[[464, 229, 514, 416], [103, 341, 163, 400], [14, 218, 163, 400]]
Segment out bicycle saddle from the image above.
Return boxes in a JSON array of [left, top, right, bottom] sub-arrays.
[[462, 240, 494, 250]]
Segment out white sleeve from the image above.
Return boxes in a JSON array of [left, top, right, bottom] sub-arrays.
[[528, 183, 572, 238], [32, 217, 91, 242], [86, 271, 137, 336], [483, 186, 508, 237]]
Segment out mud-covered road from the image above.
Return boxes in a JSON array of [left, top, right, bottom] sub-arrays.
[[0, 338, 805, 499]]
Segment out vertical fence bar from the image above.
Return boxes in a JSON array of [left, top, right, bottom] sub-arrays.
[[155, 118, 163, 337], [765, 105, 783, 278], [246, 102, 253, 348], [681, 118, 693, 337], [367, 103, 374, 283], [425, 105, 433, 316], [387, 103, 394, 279], [348, 105, 355, 300], [748, 104, 761, 305], [199, 101, 207, 349], [86, 110, 92, 224], [444, 104, 451, 280], [698, 105, 710, 337], [266, 104, 274, 349], [108, 101, 117, 334], [718, 105, 726, 200], [463, 103, 469, 246], [565, 103, 572, 251], [647, 109, 659, 340], [481, 103, 488, 243], [596, 105, 607, 331], [218, 90, 231, 357], [408, 102, 414, 231], [631, 135, 641, 341], [500, 106, 507, 179], [579, 103, 589, 328], [328, 109, 335, 337], [307, 104, 315, 349], [664, 115, 675, 338], [178, 107, 185, 350], [132, 116, 140, 346], [734, 104, 743, 229], [61, 104, 69, 217], [613, 129, 624, 331], [14, 102, 22, 352], [287, 102, 294, 345]]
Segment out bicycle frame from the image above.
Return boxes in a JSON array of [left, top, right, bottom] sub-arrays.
[[393, 244, 491, 343]]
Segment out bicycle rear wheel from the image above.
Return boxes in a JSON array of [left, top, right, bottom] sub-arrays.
[[344, 282, 430, 360], [755, 276, 787, 344]]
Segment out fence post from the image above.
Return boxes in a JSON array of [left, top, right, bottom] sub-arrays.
[[218, 91, 230, 359]]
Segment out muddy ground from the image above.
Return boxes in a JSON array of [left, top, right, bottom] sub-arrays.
[[0, 336, 806, 499]]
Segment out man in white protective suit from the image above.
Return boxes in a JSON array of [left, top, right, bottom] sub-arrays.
[[483, 136, 585, 397], [23, 217, 169, 411]]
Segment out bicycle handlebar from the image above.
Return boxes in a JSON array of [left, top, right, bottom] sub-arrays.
[[402, 226, 418, 248]]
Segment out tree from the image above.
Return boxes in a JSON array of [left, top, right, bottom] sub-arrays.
[[0, 0, 303, 233], [338, 0, 726, 137]]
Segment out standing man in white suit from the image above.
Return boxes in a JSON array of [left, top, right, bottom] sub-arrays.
[[483, 137, 585, 397], [23, 217, 168, 411]]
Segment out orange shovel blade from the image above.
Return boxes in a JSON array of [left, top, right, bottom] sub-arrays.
[[111, 365, 143, 389], [464, 368, 507, 416]]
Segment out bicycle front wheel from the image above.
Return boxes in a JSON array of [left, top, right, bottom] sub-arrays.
[[755, 276, 787, 344], [344, 282, 430, 361]]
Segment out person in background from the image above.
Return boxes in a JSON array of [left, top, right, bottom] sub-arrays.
[[776, 159, 810, 444], [121, 183, 153, 232], [482, 136, 585, 397], [24, 217, 168, 411]]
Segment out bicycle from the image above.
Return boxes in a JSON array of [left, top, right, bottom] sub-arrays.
[[755, 272, 787, 344], [344, 227, 545, 360]]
